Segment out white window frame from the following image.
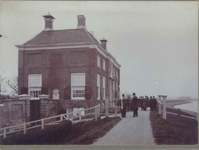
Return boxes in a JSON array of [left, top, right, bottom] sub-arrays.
[[97, 74, 101, 100], [103, 59, 106, 71], [71, 73, 85, 100], [28, 74, 42, 99], [97, 54, 101, 68], [103, 77, 106, 99]]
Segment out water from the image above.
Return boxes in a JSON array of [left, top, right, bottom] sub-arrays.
[[174, 101, 198, 113]]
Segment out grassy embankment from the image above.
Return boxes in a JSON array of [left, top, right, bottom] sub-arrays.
[[58, 117, 121, 145], [1, 117, 121, 145], [150, 111, 198, 145]]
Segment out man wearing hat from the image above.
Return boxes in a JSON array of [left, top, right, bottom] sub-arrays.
[[132, 93, 139, 117]]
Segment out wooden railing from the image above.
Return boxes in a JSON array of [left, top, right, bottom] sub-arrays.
[[157, 98, 198, 121], [0, 105, 120, 139]]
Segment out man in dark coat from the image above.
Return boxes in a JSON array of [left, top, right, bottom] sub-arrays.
[[132, 93, 139, 117], [152, 96, 157, 111], [149, 96, 153, 111], [119, 94, 126, 118]]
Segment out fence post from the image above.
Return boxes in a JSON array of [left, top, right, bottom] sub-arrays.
[[79, 110, 82, 122], [66, 109, 69, 119], [41, 119, 44, 129], [60, 114, 63, 121], [97, 106, 100, 118], [23, 123, 26, 134], [115, 106, 117, 117], [162, 95, 167, 120], [158, 95, 162, 115], [95, 106, 98, 121], [196, 113, 198, 122], [3, 127, 6, 138]]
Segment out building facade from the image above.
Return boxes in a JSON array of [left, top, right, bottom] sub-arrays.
[[16, 14, 121, 115]]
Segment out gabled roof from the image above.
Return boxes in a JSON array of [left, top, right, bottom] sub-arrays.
[[23, 29, 97, 45]]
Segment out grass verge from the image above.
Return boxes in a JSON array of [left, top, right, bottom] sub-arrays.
[[150, 111, 198, 145], [57, 117, 121, 145], [0, 120, 72, 145]]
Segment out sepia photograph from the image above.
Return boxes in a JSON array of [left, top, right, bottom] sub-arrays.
[[0, 1, 198, 148]]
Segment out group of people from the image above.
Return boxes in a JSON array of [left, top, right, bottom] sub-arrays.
[[117, 93, 157, 118]]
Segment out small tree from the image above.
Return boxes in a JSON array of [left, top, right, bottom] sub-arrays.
[[0, 75, 7, 102], [6, 77, 18, 95]]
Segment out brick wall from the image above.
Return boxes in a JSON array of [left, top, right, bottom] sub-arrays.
[[18, 46, 120, 111], [40, 99, 58, 119], [0, 99, 29, 128]]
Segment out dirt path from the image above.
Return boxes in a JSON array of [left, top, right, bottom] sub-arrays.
[[92, 109, 155, 145]]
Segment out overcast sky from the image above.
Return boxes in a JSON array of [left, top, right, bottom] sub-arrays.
[[0, 1, 198, 99]]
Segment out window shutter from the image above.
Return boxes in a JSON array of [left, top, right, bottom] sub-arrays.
[[85, 86, 91, 100], [21, 87, 28, 94], [64, 86, 71, 100], [41, 87, 48, 94]]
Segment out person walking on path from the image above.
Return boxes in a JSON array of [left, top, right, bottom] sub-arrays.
[[132, 93, 139, 117], [119, 94, 126, 118]]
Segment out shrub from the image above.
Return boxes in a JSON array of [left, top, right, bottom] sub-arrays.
[[150, 111, 198, 145], [1, 120, 72, 145]]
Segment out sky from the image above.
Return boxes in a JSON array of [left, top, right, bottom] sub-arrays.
[[0, 1, 198, 99]]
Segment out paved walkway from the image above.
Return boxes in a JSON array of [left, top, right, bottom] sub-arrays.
[[92, 108, 155, 145]]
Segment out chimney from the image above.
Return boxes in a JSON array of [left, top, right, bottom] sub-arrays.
[[100, 38, 108, 50], [43, 13, 55, 31], [77, 15, 86, 29]]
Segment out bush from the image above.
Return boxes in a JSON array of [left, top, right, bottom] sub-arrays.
[[58, 117, 121, 145], [1, 120, 72, 145], [150, 111, 198, 145]]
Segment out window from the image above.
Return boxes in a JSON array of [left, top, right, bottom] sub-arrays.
[[97, 55, 101, 68], [113, 81, 115, 99], [97, 74, 100, 99], [71, 73, 85, 100], [73, 107, 85, 116], [113, 66, 115, 76], [103, 77, 106, 99], [116, 69, 119, 78], [115, 82, 118, 99], [103, 59, 106, 70], [28, 74, 42, 98]]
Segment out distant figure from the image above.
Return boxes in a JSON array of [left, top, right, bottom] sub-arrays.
[[126, 97, 130, 112], [119, 94, 126, 118], [149, 96, 153, 111], [152, 96, 157, 111], [145, 95, 149, 108], [132, 93, 139, 117], [141, 96, 147, 111]]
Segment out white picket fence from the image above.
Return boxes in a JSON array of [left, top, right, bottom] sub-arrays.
[[0, 105, 120, 139], [157, 99, 198, 121]]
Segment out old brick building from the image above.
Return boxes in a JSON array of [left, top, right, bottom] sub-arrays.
[[16, 14, 121, 115]]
